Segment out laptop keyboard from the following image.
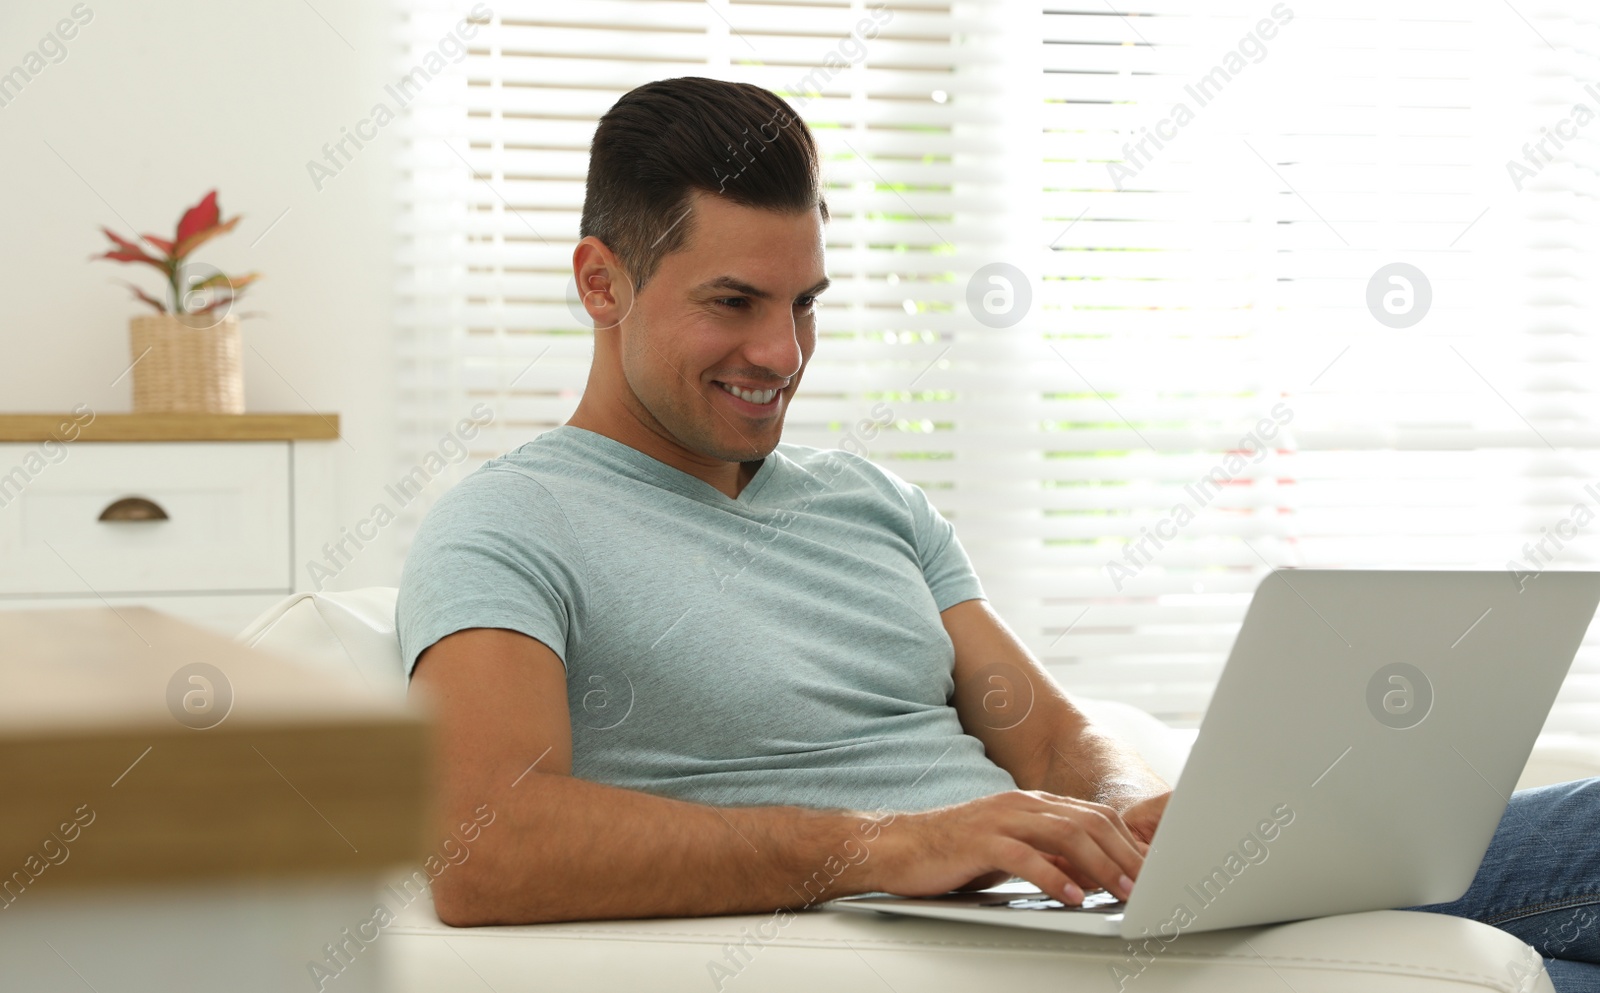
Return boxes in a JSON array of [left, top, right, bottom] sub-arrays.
[[923, 887, 1126, 914], [1005, 890, 1126, 913]]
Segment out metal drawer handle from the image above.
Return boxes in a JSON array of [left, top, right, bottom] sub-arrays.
[[98, 496, 170, 522]]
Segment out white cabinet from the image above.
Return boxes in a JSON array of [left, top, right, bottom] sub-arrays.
[[0, 415, 340, 636], [0, 442, 291, 594]]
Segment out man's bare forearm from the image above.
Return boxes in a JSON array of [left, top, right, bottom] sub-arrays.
[[435, 774, 893, 926], [1034, 722, 1169, 811], [942, 600, 1168, 811]]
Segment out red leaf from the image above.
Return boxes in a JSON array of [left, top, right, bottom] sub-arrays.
[[191, 271, 259, 293], [142, 234, 175, 255], [100, 227, 147, 254], [175, 190, 220, 248], [120, 281, 168, 313], [190, 295, 232, 316], [96, 227, 168, 271], [173, 214, 241, 260]]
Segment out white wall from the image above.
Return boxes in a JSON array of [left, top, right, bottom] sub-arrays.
[[0, 0, 403, 589]]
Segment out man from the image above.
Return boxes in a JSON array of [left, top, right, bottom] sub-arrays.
[[397, 77, 1598, 986]]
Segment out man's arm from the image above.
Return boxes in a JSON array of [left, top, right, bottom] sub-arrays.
[[944, 599, 1171, 817], [412, 626, 1148, 924], [411, 627, 862, 925]]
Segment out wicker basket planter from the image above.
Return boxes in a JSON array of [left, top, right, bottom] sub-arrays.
[[129, 314, 244, 414]]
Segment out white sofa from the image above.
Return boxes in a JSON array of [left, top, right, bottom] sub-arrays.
[[240, 588, 1598, 993]]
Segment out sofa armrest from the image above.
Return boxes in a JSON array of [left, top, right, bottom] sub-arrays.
[[380, 882, 1554, 993]]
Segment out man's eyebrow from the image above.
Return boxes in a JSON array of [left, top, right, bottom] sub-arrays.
[[691, 275, 832, 299]]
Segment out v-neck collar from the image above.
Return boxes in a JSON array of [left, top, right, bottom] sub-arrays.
[[550, 425, 781, 508]]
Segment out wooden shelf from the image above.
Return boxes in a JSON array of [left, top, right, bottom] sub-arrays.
[[0, 412, 340, 442]]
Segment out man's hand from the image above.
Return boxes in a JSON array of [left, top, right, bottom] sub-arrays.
[[1119, 790, 1171, 846], [868, 790, 1148, 906]]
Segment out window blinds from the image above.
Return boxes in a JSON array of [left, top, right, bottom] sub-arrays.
[[1029, 1, 1600, 732], [395, 0, 1600, 735]]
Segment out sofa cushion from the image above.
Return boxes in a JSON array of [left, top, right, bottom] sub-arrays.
[[238, 587, 407, 701]]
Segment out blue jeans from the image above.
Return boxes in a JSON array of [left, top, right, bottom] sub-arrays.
[[1403, 778, 1600, 992]]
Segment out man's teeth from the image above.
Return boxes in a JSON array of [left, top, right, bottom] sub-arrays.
[[718, 382, 778, 405]]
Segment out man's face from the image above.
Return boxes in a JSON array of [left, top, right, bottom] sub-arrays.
[[618, 191, 828, 465]]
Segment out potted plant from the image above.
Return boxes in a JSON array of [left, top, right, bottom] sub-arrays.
[[95, 191, 259, 414]]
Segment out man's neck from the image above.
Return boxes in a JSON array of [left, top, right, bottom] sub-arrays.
[[565, 404, 760, 500]]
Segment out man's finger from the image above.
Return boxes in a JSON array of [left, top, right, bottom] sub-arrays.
[[1025, 791, 1145, 855], [986, 838, 1084, 906], [1013, 812, 1143, 900]]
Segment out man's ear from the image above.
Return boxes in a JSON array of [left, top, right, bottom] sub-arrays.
[[571, 237, 636, 332]]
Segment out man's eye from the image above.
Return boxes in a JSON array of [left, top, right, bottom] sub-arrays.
[[716, 297, 747, 309], [796, 295, 817, 310]]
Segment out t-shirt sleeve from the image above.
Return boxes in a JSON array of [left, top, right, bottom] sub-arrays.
[[873, 462, 986, 612], [396, 466, 587, 678]]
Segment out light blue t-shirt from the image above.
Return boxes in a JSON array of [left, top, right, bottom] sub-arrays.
[[396, 425, 1016, 813]]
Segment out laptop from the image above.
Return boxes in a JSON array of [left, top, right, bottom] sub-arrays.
[[832, 569, 1600, 938]]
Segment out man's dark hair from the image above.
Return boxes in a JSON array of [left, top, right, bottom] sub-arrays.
[[580, 77, 829, 290]]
